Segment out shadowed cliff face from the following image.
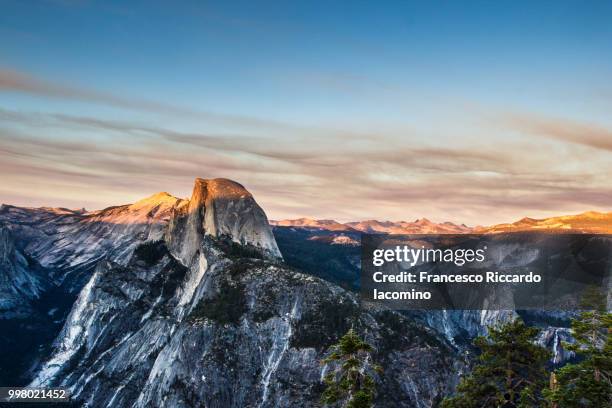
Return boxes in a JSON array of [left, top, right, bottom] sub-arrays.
[[0, 227, 50, 317]]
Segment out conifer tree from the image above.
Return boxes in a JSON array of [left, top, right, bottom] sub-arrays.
[[320, 328, 381, 408], [442, 318, 550, 408], [545, 286, 611, 407]]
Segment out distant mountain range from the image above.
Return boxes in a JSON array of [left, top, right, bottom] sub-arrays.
[[270, 217, 471, 234], [270, 211, 612, 235], [474, 211, 612, 234]]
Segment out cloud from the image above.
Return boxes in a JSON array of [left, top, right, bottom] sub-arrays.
[[0, 109, 512, 174], [1, 107, 611, 225], [0, 67, 312, 133], [502, 113, 612, 152]]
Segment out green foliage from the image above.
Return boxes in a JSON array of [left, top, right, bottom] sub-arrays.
[[375, 310, 445, 352], [215, 236, 264, 260], [442, 318, 550, 408], [291, 299, 360, 349], [545, 287, 611, 408], [189, 279, 247, 325], [320, 329, 381, 408], [134, 240, 166, 265]]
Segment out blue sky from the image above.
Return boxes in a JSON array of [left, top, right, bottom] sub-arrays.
[[1, 0, 611, 224]]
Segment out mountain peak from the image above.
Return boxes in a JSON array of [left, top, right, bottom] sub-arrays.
[[270, 217, 350, 231], [167, 177, 281, 263], [477, 210, 612, 233], [576, 210, 606, 219], [345, 218, 471, 234], [130, 191, 180, 209], [414, 217, 432, 224], [193, 178, 252, 201]]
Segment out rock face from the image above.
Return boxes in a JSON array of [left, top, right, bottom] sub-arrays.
[[0, 178, 279, 293], [6, 178, 604, 405], [167, 178, 281, 264], [0, 227, 49, 317], [27, 178, 457, 407], [0, 192, 183, 292], [537, 326, 575, 365], [30, 239, 457, 407], [0, 178, 284, 387]]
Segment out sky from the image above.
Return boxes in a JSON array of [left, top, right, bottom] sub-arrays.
[[1, 0, 612, 225]]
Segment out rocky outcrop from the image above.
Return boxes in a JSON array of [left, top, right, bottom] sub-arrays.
[[166, 178, 281, 264], [27, 178, 457, 407], [31, 238, 458, 407], [0, 177, 283, 388]]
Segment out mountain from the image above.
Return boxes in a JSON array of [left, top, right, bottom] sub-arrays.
[[476, 211, 612, 234], [346, 218, 472, 234], [3, 178, 609, 405], [0, 194, 188, 385], [0, 178, 458, 407], [0, 191, 184, 293], [166, 178, 281, 263], [270, 218, 354, 231], [0, 227, 50, 318], [271, 218, 471, 235], [271, 212, 612, 366], [308, 234, 360, 246], [273, 211, 612, 236], [0, 178, 283, 387], [30, 240, 457, 407]]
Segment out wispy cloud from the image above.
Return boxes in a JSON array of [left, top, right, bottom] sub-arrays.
[[0, 67, 313, 134], [1, 107, 611, 225], [1, 68, 611, 224], [502, 112, 612, 152]]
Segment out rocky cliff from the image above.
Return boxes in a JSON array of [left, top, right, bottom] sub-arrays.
[[31, 239, 457, 407], [0, 192, 183, 293], [0, 227, 49, 318], [166, 178, 281, 264], [21, 178, 457, 407]]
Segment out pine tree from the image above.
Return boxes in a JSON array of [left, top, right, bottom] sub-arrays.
[[442, 318, 550, 408], [545, 286, 611, 408], [320, 328, 381, 408]]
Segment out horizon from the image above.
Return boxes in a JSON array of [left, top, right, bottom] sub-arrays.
[[1, 178, 609, 227], [1, 0, 612, 225]]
